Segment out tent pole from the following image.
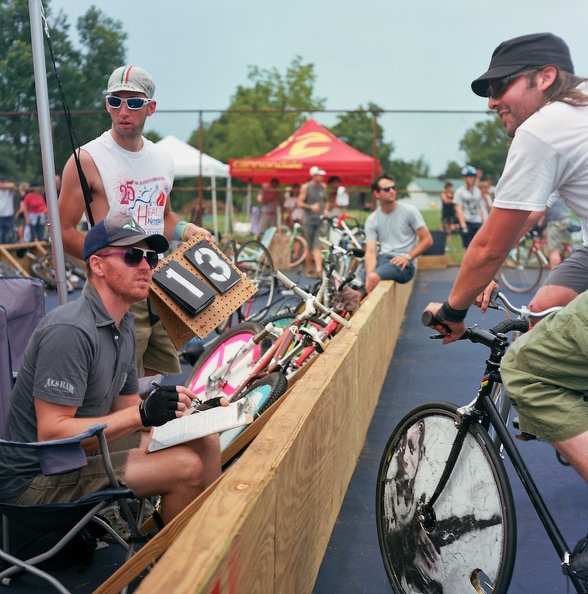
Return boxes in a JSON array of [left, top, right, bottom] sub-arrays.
[[197, 111, 204, 225], [29, 0, 68, 305], [224, 177, 232, 238], [211, 176, 218, 241]]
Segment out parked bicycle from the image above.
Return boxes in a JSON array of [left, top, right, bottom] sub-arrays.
[[185, 271, 351, 451], [498, 228, 575, 293], [375, 294, 586, 594]]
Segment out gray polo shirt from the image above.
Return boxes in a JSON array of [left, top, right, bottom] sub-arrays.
[[0, 283, 138, 500]]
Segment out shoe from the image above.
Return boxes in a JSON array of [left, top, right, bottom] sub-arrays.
[[98, 506, 132, 543], [570, 535, 588, 579], [333, 285, 362, 313]]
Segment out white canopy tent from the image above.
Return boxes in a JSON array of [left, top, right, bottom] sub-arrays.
[[156, 135, 232, 239]]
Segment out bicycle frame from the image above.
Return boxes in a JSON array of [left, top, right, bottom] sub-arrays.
[[420, 325, 587, 591], [206, 272, 351, 403]]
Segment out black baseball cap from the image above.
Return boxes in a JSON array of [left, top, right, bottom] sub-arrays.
[[471, 33, 575, 97], [83, 215, 168, 260]]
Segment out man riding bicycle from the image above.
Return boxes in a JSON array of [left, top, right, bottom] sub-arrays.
[[423, 32, 588, 578]]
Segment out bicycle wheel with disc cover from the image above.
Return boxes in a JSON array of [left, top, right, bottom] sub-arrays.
[[376, 401, 516, 594]]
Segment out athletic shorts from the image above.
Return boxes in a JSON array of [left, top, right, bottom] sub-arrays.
[[132, 299, 181, 376], [545, 218, 571, 253], [303, 222, 323, 250], [542, 245, 588, 294], [501, 290, 588, 442], [6, 432, 142, 505]]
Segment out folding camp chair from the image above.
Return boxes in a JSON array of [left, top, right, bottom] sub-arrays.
[[0, 277, 148, 593]]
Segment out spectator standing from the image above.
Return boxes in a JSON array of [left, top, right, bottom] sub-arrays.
[[440, 181, 458, 237], [358, 173, 433, 294], [22, 182, 48, 241], [454, 165, 485, 248], [297, 165, 329, 277], [283, 183, 303, 229], [58, 65, 210, 377], [327, 175, 350, 217], [14, 182, 30, 242], [257, 177, 282, 234], [0, 176, 16, 244]]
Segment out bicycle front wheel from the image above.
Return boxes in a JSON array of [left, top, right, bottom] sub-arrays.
[[290, 235, 307, 268], [376, 401, 516, 594], [236, 240, 276, 322], [184, 322, 263, 401], [498, 245, 543, 293]]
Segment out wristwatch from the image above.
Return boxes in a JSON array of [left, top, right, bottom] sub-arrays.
[[403, 253, 413, 261]]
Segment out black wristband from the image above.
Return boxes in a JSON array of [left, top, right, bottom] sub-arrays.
[[437, 301, 469, 323]]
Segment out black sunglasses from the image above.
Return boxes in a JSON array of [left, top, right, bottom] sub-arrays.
[[485, 70, 536, 99], [378, 185, 396, 192], [106, 95, 152, 110], [97, 247, 159, 269]]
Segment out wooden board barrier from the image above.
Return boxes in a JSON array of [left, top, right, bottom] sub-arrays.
[[0, 241, 48, 275], [98, 277, 413, 594]]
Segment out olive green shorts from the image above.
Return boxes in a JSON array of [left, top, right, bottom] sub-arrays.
[[131, 299, 181, 376], [501, 290, 588, 442], [7, 432, 142, 506]]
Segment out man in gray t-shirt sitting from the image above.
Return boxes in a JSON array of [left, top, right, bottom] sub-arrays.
[[359, 174, 433, 294]]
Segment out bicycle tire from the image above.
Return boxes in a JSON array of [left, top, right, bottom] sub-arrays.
[[219, 371, 288, 452], [184, 321, 264, 401], [376, 401, 516, 594], [30, 260, 57, 290], [236, 240, 276, 322], [222, 239, 238, 263], [498, 245, 543, 293], [290, 235, 307, 268]]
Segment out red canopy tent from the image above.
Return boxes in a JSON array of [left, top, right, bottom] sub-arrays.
[[229, 119, 381, 186]]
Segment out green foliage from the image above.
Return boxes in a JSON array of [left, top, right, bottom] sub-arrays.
[[197, 56, 326, 163], [459, 114, 509, 179], [444, 161, 462, 178], [0, 0, 126, 181], [330, 104, 394, 170]]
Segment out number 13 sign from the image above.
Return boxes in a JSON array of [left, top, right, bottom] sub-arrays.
[[149, 234, 257, 346]]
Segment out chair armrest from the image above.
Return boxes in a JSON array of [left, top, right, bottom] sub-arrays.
[[0, 424, 107, 476]]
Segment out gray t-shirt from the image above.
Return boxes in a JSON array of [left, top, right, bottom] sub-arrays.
[[454, 185, 484, 224], [364, 202, 426, 256], [0, 283, 138, 500], [303, 182, 326, 225]]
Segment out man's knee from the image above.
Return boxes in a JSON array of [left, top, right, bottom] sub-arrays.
[[529, 284, 579, 314]]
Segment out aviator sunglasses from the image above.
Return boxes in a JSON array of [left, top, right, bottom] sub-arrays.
[[378, 184, 396, 192], [106, 95, 152, 110], [485, 69, 537, 100], [97, 247, 159, 269]]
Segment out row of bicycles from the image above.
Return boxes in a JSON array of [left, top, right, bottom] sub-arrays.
[[182, 214, 366, 456]]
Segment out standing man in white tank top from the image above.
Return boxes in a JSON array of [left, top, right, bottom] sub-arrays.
[[58, 65, 211, 376]]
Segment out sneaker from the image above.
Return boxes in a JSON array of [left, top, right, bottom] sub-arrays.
[[332, 285, 362, 313], [98, 506, 132, 543], [570, 535, 588, 579]]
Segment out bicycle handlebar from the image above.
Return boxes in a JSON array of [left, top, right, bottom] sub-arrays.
[[488, 288, 562, 320], [274, 270, 352, 328]]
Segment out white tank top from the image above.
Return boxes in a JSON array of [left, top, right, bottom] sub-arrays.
[[83, 131, 174, 235]]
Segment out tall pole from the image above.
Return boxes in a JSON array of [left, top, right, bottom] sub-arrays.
[[198, 110, 204, 225], [29, 0, 68, 304]]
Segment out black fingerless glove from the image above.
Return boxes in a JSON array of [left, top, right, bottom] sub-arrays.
[[139, 385, 179, 427]]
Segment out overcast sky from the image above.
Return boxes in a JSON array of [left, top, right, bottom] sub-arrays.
[[48, 0, 588, 176]]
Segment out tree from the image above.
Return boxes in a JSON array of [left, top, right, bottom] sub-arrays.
[[196, 56, 326, 164], [459, 114, 509, 180], [330, 103, 393, 170], [0, 0, 126, 183]]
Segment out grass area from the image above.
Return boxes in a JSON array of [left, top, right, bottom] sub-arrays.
[[192, 207, 466, 264]]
